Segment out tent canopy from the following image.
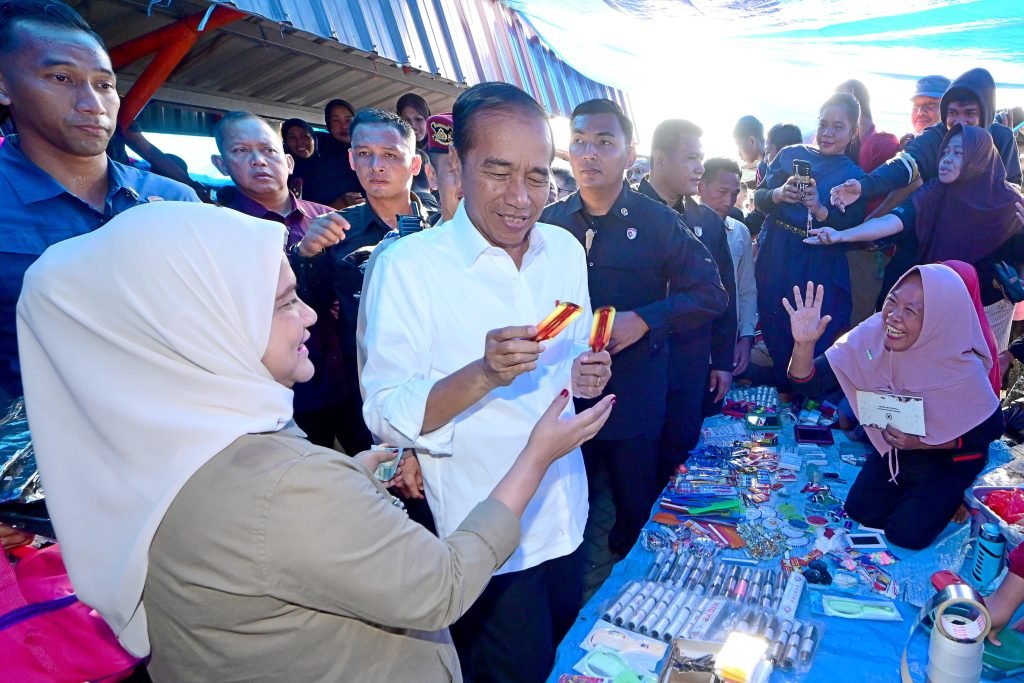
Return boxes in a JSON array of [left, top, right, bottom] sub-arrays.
[[72, 0, 630, 132], [506, 0, 1024, 152]]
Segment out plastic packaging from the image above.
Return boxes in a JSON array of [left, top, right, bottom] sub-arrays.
[[0, 399, 43, 504], [589, 306, 615, 352], [532, 301, 582, 341], [811, 592, 903, 621], [775, 572, 805, 621], [983, 488, 1024, 525], [714, 631, 770, 683], [967, 485, 1024, 547], [701, 601, 824, 675]]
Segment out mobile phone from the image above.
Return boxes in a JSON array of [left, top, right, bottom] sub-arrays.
[[794, 424, 834, 445], [397, 214, 424, 238], [793, 159, 812, 193], [847, 532, 887, 550], [745, 413, 782, 431]]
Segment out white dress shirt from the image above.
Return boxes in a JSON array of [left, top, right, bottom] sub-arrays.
[[725, 215, 759, 339], [361, 203, 592, 574]]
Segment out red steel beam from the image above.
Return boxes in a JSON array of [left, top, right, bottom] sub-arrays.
[[111, 6, 247, 129]]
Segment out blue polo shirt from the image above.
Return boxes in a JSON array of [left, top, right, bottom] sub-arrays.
[[0, 135, 200, 399]]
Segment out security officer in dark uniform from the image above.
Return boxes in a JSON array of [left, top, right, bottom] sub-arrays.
[[638, 119, 738, 483], [290, 111, 438, 456], [541, 100, 728, 556]]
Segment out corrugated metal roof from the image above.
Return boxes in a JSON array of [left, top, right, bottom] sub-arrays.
[[72, 0, 630, 128]]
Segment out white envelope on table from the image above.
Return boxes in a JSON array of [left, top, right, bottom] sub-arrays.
[[856, 391, 926, 436]]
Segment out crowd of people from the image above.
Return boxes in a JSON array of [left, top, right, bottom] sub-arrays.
[[3, 0, 1024, 681]]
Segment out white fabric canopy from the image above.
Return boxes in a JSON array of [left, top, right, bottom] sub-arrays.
[[508, 0, 1024, 153]]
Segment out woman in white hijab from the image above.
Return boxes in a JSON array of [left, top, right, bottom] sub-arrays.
[[16, 201, 614, 682]]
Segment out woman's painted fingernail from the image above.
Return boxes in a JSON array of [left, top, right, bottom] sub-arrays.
[[560, 388, 569, 397]]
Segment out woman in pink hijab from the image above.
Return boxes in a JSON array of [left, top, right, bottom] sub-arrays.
[[784, 264, 1002, 550], [943, 260, 1001, 395]]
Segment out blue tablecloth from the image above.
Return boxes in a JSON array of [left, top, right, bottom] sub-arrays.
[[548, 414, 1018, 682]]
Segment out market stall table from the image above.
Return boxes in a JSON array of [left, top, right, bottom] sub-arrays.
[[548, 403, 1017, 682]]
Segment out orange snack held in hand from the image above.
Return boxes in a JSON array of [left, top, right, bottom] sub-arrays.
[[532, 301, 582, 342], [589, 306, 616, 352]]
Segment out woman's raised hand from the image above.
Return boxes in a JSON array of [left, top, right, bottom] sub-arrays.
[[782, 281, 832, 345], [830, 178, 862, 213], [1015, 201, 1024, 228], [803, 227, 841, 245], [523, 390, 615, 467], [491, 390, 615, 519]]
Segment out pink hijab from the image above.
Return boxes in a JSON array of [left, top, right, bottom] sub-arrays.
[[942, 260, 1000, 395], [825, 264, 999, 466]]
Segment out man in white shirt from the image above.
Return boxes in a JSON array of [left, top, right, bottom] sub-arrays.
[[698, 158, 758, 376], [361, 82, 613, 682]]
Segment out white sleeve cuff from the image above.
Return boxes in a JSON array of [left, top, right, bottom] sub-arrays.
[[373, 379, 456, 454]]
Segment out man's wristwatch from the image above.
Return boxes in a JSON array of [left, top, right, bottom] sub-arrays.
[[289, 242, 324, 258]]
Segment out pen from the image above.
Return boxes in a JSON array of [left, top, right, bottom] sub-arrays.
[[638, 589, 676, 634], [734, 606, 753, 633], [673, 555, 696, 585], [748, 569, 762, 604], [735, 568, 752, 600], [783, 626, 803, 670], [771, 619, 794, 663], [657, 552, 678, 583], [725, 566, 740, 596], [626, 585, 666, 631], [678, 595, 713, 639], [799, 624, 817, 664], [651, 590, 690, 639], [761, 576, 775, 611], [692, 557, 712, 588], [601, 581, 642, 622], [709, 563, 728, 596], [614, 583, 655, 626], [646, 550, 668, 581], [662, 586, 704, 641]]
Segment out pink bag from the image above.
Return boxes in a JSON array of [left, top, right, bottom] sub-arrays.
[[0, 544, 140, 682]]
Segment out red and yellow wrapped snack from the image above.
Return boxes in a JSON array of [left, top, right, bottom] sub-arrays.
[[531, 301, 581, 342], [589, 306, 616, 352]]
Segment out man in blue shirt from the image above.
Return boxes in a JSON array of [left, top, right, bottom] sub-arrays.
[[0, 0, 199, 401]]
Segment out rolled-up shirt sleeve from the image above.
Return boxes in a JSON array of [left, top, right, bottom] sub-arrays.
[[361, 245, 455, 453]]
